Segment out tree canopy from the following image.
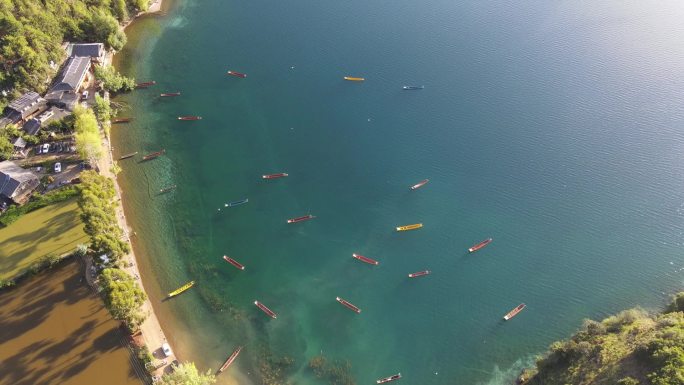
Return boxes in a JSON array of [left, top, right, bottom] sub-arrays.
[[157, 362, 216, 385], [99, 267, 147, 330], [73, 105, 103, 163]]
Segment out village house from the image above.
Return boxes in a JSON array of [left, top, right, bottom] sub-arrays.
[[2, 91, 48, 125], [0, 160, 40, 204], [68, 43, 106, 64], [44, 56, 92, 110]]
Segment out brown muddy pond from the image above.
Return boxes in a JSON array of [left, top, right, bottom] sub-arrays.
[[0, 260, 143, 385]]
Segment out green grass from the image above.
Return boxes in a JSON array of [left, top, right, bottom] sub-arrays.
[[0, 199, 87, 281]]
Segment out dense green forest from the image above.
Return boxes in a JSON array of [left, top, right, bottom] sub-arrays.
[[520, 293, 684, 385], [0, 0, 149, 108]]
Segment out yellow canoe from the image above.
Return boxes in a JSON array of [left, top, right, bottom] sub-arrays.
[[168, 280, 195, 297], [396, 223, 423, 232], [344, 77, 365, 81]]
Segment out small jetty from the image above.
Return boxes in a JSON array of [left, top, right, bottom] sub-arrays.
[[136, 81, 156, 88], [223, 256, 245, 270], [178, 116, 202, 121], [112, 117, 133, 124], [336, 297, 361, 314], [376, 373, 401, 384], [167, 281, 194, 298], [159, 185, 177, 194], [218, 346, 243, 374], [352, 253, 379, 265], [344, 76, 365, 81], [408, 270, 431, 278], [160, 92, 181, 97], [396, 223, 423, 232], [227, 71, 247, 78], [410, 179, 429, 190], [118, 152, 138, 160], [287, 214, 315, 224], [503, 303, 526, 321], [142, 149, 165, 161], [468, 238, 493, 253], [254, 300, 277, 319]]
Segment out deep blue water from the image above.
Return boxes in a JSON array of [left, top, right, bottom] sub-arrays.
[[114, 1, 684, 384]]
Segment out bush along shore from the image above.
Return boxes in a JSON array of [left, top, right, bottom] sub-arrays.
[[519, 292, 684, 385]]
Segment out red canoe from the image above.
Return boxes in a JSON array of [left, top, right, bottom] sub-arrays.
[[262, 173, 289, 179], [352, 253, 379, 265], [287, 215, 315, 224], [223, 256, 245, 270], [160, 92, 181, 97], [254, 301, 277, 319], [410, 179, 429, 190], [408, 270, 431, 278], [377, 373, 402, 384], [142, 149, 165, 161], [178, 116, 202, 120], [336, 297, 361, 314], [218, 346, 243, 373], [468, 238, 493, 253], [227, 71, 247, 78]]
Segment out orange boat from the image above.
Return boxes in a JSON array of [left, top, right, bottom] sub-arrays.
[[218, 346, 243, 373], [336, 297, 361, 314], [223, 256, 245, 270], [352, 253, 379, 265], [503, 303, 526, 321], [254, 300, 277, 319], [344, 76, 365, 81], [468, 238, 493, 253]]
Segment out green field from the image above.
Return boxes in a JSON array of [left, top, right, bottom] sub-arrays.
[[0, 199, 87, 281]]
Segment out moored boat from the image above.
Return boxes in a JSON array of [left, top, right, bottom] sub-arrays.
[[344, 76, 365, 81], [227, 70, 247, 78], [254, 300, 277, 319], [159, 185, 177, 194], [503, 303, 526, 321], [160, 92, 181, 97], [336, 297, 361, 314], [119, 152, 138, 160], [142, 149, 165, 161], [112, 117, 133, 123], [178, 116, 202, 120], [402, 85, 424, 90], [376, 373, 401, 384], [468, 238, 493, 253], [287, 214, 315, 224], [262, 173, 288, 179], [410, 179, 429, 190], [136, 81, 156, 88], [352, 253, 379, 265], [408, 270, 431, 278], [396, 223, 423, 232], [223, 255, 245, 270], [225, 198, 249, 207], [168, 281, 194, 298], [218, 346, 243, 373]]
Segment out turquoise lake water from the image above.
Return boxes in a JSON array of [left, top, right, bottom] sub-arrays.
[[113, 1, 684, 384]]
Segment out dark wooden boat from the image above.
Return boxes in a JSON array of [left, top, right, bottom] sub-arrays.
[[227, 70, 247, 78], [377, 373, 401, 384], [468, 238, 493, 253], [223, 256, 245, 270], [159, 185, 177, 194], [408, 270, 431, 278], [262, 173, 288, 179], [336, 297, 361, 314], [160, 92, 181, 97], [218, 346, 243, 373], [136, 81, 156, 88], [352, 253, 379, 265], [142, 149, 165, 161], [119, 152, 138, 160], [254, 300, 277, 319], [112, 118, 133, 123], [178, 116, 202, 120], [287, 214, 315, 224]]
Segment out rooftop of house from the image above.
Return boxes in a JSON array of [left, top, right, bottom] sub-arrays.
[[0, 160, 39, 200], [69, 43, 105, 59], [50, 56, 91, 92]]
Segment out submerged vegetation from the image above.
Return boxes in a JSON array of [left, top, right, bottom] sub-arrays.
[[308, 354, 356, 385], [520, 293, 684, 385], [0, 0, 149, 106]]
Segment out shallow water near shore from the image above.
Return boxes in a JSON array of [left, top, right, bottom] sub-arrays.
[[114, 1, 684, 384]]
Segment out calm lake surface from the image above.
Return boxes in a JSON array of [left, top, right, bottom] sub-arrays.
[[113, 1, 684, 383]]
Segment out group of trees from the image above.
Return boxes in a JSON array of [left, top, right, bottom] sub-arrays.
[[521, 292, 684, 385], [99, 267, 147, 331], [76, 170, 129, 261], [94, 65, 135, 93], [156, 362, 216, 385], [73, 105, 104, 164], [0, 0, 149, 108], [0, 123, 39, 160]]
